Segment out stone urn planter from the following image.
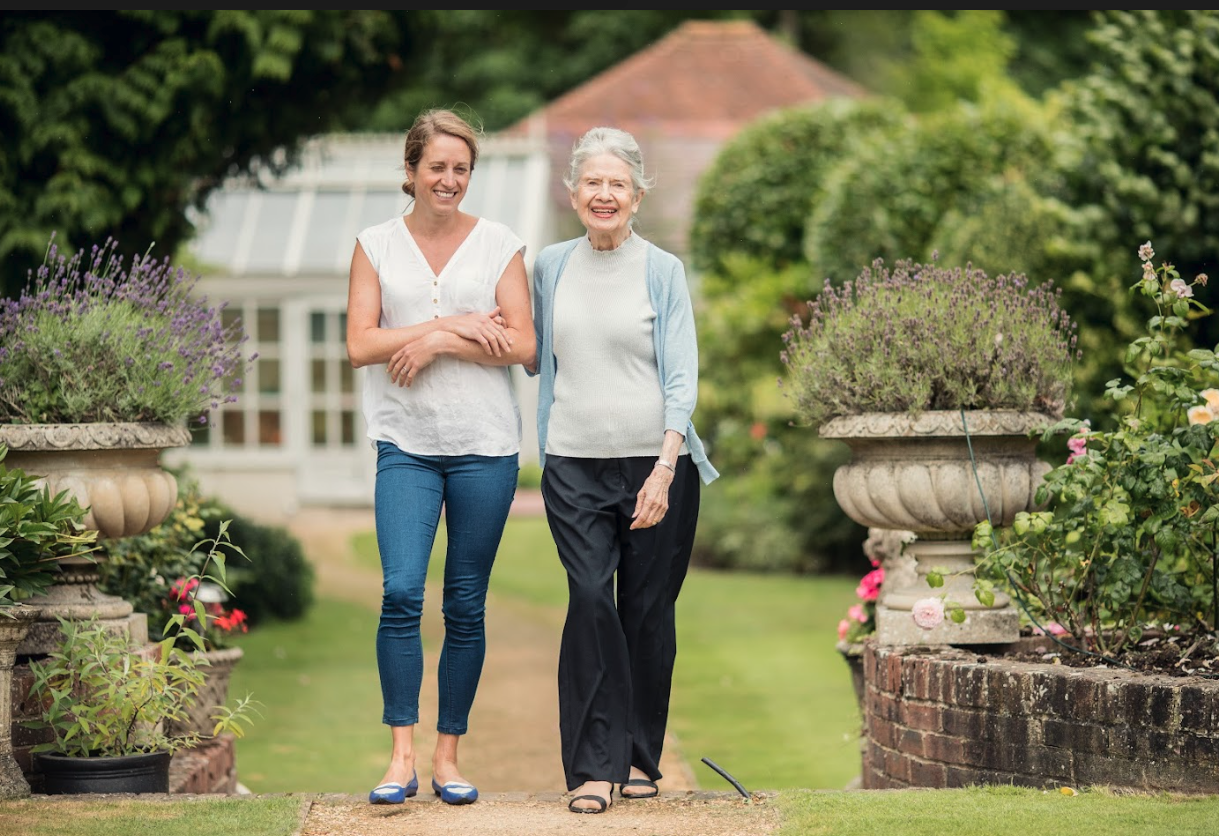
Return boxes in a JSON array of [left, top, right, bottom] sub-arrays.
[[820, 410, 1052, 646], [0, 422, 191, 654]]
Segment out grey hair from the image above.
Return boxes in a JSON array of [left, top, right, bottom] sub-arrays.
[[562, 127, 655, 193]]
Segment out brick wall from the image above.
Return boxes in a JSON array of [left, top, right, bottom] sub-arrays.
[[863, 642, 1219, 793]]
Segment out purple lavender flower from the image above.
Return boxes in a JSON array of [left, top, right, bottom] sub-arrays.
[[0, 232, 252, 424]]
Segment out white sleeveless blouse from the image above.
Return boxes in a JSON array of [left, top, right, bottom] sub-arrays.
[[356, 215, 524, 456]]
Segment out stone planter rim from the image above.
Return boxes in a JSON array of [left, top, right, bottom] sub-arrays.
[[819, 409, 1058, 440], [0, 422, 191, 451]]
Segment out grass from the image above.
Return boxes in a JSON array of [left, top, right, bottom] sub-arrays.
[[0, 795, 303, 836], [4, 781, 1218, 834], [775, 785, 1219, 835], [226, 516, 863, 793]]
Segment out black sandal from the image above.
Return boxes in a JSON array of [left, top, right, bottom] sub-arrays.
[[620, 778, 659, 799], [568, 793, 611, 814]]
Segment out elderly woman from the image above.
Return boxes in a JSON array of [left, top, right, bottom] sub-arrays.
[[527, 126, 718, 814]]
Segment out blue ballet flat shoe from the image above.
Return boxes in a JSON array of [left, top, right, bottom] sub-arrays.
[[432, 776, 479, 805], [369, 771, 419, 804]]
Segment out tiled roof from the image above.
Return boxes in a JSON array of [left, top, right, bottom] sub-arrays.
[[504, 19, 868, 142]]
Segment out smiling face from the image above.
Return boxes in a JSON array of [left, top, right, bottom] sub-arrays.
[[570, 152, 644, 250], [408, 132, 473, 216]]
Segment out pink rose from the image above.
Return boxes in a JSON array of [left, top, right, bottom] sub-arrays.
[[837, 618, 850, 641], [912, 597, 945, 630], [1032, 621, 1068, 637], [848, 603, 867, 623], [1066, 434, 1088, 464]]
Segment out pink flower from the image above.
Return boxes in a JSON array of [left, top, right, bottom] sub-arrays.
[[1169, 278, 1193, 298], [838, 619, 850, 640], [1066, 434, 1088, 464], [848, 603, 868, 623], [1032, 621, 1068, 636], [912, 597, 945, 630], [856, 567, 884, 602]]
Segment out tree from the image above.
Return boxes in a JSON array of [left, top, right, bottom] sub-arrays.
[[0, 11, 414, 298]]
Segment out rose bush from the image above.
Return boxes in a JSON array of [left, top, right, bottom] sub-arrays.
[[972, 241, 1219, 663]]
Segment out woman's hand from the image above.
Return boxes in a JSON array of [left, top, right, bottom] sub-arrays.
[[388, 332, 443, 387], [630, 465, 674, 530], [447, 306, 511, 356]]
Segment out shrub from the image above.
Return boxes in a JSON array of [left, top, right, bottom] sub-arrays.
[[202, 507, 314, 625], [688, 97, 908, 278]]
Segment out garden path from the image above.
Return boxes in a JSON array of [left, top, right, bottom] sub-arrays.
[[279, 495, 781, 834]]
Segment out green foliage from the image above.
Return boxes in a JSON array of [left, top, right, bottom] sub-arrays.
[[0, 234, 252, 424], [97, 475, 222, 628], [688, 97, 909, 278], [975, 243, 1219, 658], [0, 445, 97, 608], [27, 616, 206, 757], [0, 11, 413, 298], [1057, 11, 1219, 351], [804, 96, 1071, 286], [98, 481, 254, 650], [201, 506, 315, 625], [897, 11, 1022, 113], [26, 524, 260, 756], [780, 255, 1079, 432]]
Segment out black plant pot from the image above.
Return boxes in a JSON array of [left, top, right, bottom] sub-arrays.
[[37, 751, 171, 795]]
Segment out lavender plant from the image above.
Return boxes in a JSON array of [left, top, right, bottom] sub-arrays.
[[780, 254, 1080, 431], [0, 234, 253, 425]]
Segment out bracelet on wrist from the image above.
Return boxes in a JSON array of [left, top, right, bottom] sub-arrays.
[[655, 459, 676, 473]]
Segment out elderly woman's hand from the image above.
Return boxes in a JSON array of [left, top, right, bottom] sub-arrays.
[[630, 464, 674, 529]]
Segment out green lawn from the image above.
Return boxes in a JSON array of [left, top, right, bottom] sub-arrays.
[[229, 516, 861, 794]]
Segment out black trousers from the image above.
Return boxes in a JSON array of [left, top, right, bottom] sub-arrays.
[[540, 454, 701, 791]]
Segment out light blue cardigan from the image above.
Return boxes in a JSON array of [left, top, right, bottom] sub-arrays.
[[529, 236, 719, 485]]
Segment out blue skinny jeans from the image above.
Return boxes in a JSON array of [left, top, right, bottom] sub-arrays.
[[373, 441, 518, 734]]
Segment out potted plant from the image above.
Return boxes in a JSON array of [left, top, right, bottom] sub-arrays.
[[780, 254, 1080, 644], [0, 232, 254, 532], [972, 241, 1219, 665], [22, 523, 258, 794], [0, 445, 98, 799], [0, 233, 254, 631]]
